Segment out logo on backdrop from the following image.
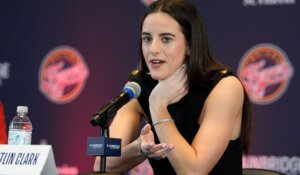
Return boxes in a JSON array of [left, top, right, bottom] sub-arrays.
[[0, 62, 10, 87], [141, 0, 157, 6], [39, 46, 89, 104], [238, 43, 294, 105], [243, 0, 296, 7], [243, 154, 300, 175]]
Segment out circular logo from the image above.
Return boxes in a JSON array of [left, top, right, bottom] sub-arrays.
[[141, 0, 157, 6], [238, 43, 294, 105], [39, 46, 89, 104]]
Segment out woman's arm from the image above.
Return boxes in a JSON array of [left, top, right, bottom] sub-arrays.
[[149, 75, 244, 175], [93, 99, 146, 173]]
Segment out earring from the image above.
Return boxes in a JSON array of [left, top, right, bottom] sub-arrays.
[[186, 48, 191, 56]]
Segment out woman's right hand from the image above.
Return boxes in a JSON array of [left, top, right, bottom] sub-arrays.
[[149, 64, 188, 108], [138, 124, 175, 159]]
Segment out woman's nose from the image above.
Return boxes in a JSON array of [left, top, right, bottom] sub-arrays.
[[150, 38, 160, 55]]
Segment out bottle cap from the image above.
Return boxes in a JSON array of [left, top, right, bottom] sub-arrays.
[[17, 106, 28, 113]]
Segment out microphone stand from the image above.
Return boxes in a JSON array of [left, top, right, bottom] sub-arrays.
[[92, 105, 119, 175], [99, 127, 109, 173]]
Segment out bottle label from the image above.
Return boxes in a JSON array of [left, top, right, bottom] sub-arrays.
[[8, 129, 32, 145]]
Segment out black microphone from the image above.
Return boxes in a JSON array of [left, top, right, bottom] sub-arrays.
[[90, 81, 141, 127]]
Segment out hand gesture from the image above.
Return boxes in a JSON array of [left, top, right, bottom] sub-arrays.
[[138, 124, 174, 159]]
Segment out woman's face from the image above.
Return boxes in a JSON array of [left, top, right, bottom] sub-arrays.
[[141, 12, 189, 80]]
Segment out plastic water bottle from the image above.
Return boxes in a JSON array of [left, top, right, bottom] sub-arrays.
[[8, 106, 33, 145]]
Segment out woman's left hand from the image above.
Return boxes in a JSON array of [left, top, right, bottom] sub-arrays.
[[139, 124, 175, 159]]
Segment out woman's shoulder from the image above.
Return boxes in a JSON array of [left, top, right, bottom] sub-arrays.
[[209, 69, 241, 85], [219, 76, 244, 93], [209, 69, 244, 99]]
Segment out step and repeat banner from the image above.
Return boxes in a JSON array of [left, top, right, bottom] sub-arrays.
[[0, 1, 299, 174]]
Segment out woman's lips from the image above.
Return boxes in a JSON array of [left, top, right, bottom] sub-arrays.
[[149, 59, 166, 68]]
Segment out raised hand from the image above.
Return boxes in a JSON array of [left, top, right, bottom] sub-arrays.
[[138, 124, 174, 159]]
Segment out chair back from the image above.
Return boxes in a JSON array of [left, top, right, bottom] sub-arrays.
[[243, 168, 285, 175]]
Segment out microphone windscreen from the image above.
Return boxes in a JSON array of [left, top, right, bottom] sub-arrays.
[[123, 81, 141, 99]]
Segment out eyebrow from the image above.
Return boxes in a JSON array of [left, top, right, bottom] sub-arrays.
[[141, 32, 176, 37]]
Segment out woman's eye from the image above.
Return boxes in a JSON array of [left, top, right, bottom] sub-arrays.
[[162, 37, 172, 43], [142, 36, 152, 43]]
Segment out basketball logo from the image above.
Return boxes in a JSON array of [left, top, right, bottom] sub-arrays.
[[141, 0, 157, 6], [238, 43, 294, 105], [39, 46, 89, 104]]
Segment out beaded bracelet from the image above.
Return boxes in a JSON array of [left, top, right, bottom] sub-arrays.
[[152, 118, 174, 126], [136, 137, 148, 158]]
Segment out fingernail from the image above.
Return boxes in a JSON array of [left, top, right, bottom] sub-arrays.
[[161, 143, 166, 148], [169, 145, 174, 150]]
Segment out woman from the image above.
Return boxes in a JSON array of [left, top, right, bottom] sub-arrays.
[[94, 0, 252, 174]]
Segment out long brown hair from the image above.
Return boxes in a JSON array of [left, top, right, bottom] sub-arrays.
[[139, 0, 252, 153]]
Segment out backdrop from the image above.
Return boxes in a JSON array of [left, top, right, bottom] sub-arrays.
[[0, 1, 299, 175]]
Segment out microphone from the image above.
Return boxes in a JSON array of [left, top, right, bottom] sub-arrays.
[[90, 81, 141, 127]]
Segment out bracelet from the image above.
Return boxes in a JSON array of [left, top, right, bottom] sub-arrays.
[[136, 137, 148, 158], [152, 118, 174, 126]]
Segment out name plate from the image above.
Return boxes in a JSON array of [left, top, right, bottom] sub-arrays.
[[0, 145, 57, 175]]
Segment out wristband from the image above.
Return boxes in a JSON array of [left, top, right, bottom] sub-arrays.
[[136, 137, 148, 158], [152, 118, 174, 126]]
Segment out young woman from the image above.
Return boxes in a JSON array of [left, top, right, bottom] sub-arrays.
[[94, 0, 252, 174]]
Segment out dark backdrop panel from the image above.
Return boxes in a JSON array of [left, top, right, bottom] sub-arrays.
[[0, 1, 299, 174]]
